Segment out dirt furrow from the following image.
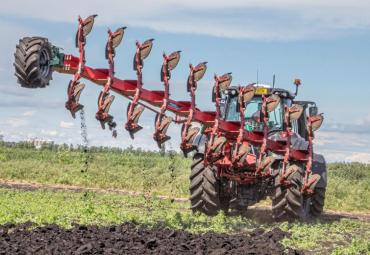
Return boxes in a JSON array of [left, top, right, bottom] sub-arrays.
[[0, 222, 303, 255]]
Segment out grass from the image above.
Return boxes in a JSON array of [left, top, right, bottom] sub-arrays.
[[0, 145, 191, 197], [326, 163, 370, 212], [1, 145, 370, 213], [0, 187, 369, 255]]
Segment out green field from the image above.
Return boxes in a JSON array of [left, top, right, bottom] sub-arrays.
[[1, 143, 370, 254], [0, 144, 369, 213], [0, 188, 369, 254]]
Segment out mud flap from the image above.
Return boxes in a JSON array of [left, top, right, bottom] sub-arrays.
[[311, 153, 327, 188]]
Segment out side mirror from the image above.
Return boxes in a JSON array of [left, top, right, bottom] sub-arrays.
[[266, 94, 281, 113], [289, 104, 304, 121], [293, 78, 301, 96], [309, 106, 318, 116]]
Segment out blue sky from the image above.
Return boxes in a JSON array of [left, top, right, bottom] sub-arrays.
[[0, 0, 370, 162]]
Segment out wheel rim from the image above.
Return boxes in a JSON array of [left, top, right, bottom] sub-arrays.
[[39, 48, 50, 78]]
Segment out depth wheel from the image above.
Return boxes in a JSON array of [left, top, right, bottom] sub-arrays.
[[14, 37, 53, 88]]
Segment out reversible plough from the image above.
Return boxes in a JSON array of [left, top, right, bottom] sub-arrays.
[[14, 15, 327, 219]]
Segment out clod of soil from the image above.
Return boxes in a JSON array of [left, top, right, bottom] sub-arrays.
[[0, 221, 303, 255]]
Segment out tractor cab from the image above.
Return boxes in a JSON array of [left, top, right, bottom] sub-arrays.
[[221, 84, 296, 134], [221, 84, 321, 142]]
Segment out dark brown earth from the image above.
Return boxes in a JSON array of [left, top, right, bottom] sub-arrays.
[[0, 221, 303, 255]]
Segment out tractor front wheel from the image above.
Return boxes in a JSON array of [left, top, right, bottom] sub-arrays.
[[14, 37, 53, 88], [189, 154, 229, 216], [272, 165, 326, 220]]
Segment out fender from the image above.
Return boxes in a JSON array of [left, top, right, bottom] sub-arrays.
[[311, 153, 327, 188], [192, 133, 208, 154]]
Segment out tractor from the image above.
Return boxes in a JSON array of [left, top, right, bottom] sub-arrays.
[[13, 15, 327, 220]]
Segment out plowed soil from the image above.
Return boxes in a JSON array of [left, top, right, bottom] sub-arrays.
[[0, 222, 303, 255]]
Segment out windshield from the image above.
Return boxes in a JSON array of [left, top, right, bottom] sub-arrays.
[[224, 96, 284, 132]]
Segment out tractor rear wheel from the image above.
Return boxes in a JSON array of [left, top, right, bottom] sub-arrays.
[[189, 154, 229, 216], [272, 165, 326, 220], [14, 37, 53, 88]]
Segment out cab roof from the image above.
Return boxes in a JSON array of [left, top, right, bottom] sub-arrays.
[[227, 85, 296, 99]]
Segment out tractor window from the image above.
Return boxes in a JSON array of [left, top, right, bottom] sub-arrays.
[[268, 102, 283, 131], [244, 96, 284, 131], [224, 96, 240, 121], [224, 95, 285, 132], [220, 98, 226, 119], [244, 98, 262, 119]]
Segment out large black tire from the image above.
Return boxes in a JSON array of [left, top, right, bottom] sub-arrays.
[[189, 154, 229, 216], [309, 187, 326, 217], [272, 165, 326, 220], [14, 37, 53, 88], [272, 168, 303, 220]]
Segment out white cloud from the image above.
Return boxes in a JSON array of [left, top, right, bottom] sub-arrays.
[[1, 0, 370, 40], [60, 121, 74, 129], [320, 150, 369, 163], [41, 129, 59, 137], [22, 111, 36, 117], [5, 117, 28, 128], [345, 153, 370, 163], [315, 131, 369, 148], [314, 129, 370, 163]]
